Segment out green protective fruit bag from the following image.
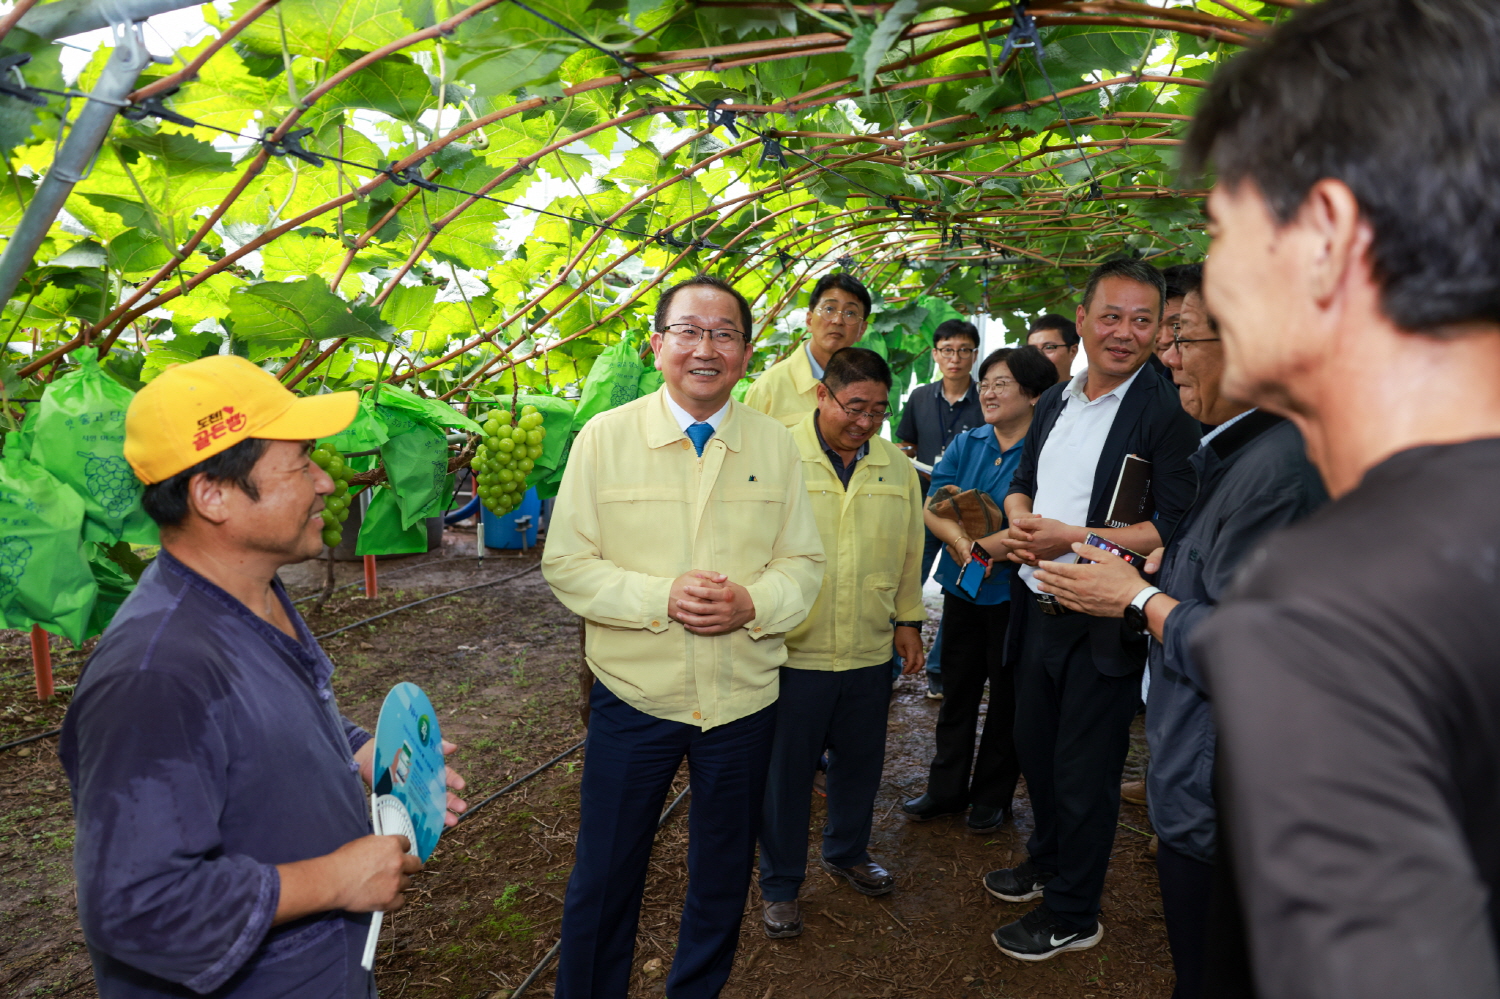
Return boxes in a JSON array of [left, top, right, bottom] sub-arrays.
[[355, 485, 428, 555], [637, 367, 664, 397], [0, 448, 97, 645], [574, 333, 643, 427], [324, 394, 391, 470], [378, 421, 449, 530], [509, 394, 575, 475], [373, 384, 482, 435], [27, 349, 158, 545], [86, 545, 136, 639], [533, 429, 574, 500]]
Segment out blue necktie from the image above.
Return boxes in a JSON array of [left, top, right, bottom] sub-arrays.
[[686, 421, 714, 456]]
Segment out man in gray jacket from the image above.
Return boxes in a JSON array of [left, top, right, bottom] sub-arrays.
[[1027, 273, 1325, 999]]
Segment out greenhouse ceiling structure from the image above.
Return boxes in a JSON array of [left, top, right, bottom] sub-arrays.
[[0, 0, 1290, 404]]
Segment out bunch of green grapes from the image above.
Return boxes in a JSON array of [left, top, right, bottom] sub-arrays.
[[471, 405, 547, 516], [311, 445, 357, 548]]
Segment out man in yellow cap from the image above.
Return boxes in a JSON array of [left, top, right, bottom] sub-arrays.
[[59, 356, 467, 999]]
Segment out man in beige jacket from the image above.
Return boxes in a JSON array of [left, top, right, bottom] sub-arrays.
[[542, 274, 825, 999]]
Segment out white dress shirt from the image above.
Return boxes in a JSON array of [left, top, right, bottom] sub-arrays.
[[1020, 366, 1145, 594], [663, 391, 730, 433]]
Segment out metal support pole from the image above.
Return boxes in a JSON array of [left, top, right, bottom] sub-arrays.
[[16, 0, 200, 41], [362, 554, 377, 599], [0, 25, 154, 309]]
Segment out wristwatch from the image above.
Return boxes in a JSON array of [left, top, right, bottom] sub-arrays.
[[1124, 586, 1163, 637], [895, 620, 925, 630]]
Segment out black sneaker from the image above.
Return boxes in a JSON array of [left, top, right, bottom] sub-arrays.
[[982, 858, 1055, 902], [991, 905, 1102, 962]]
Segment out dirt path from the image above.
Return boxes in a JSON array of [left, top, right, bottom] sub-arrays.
[[0, 529, 1172, 998]]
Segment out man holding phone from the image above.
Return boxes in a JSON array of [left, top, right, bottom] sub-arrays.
[[1031, 266, 1326, 998], [987, 259, 1200, 962]]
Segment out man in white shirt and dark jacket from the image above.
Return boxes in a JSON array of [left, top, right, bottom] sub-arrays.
[[987, 258, 1200, 961], [1028, 270, 1327, 997]]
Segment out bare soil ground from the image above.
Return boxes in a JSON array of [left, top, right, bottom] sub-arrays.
[[0, 527, 1170, 999]]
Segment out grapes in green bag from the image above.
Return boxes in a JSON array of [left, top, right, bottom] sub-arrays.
[[311, 444, 358, 548]]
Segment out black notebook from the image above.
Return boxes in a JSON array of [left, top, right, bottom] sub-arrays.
[[1105, 454, 1152, 528]]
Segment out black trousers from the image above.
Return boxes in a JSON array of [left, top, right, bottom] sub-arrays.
[[557, 683, 775, 999], [923, 595, 1018, 810], [759, 663, 891, 901], [1157, 840, 1212, 999], [1013, 592, 1142, 930]]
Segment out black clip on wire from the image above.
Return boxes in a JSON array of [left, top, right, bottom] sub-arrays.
[[704, 99, 740, 140], [385, 160, 438, 191], [837, 254, 857, 272], [262, 127, 325, 168], [998, 1, 1041, 64], [657, 230, 690, 250], [776, 249, 796, 270], [0, 52, 46, 106], [121, 86, 198, 127], [759, 131, 787, 168]]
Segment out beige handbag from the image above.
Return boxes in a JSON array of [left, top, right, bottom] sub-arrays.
[[927, 484, 1004, 540]]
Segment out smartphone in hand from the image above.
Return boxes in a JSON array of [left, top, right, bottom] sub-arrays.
[[958, 541, 993, 599], [1079, 532, 1148, 572]]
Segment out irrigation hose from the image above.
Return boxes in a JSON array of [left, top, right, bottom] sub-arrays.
[[2, 561, 543, 747], [314, 563, 541, 642], [0, 728, 62, 753], [454, 738, 585, 825], [509, 784, 691, 999]]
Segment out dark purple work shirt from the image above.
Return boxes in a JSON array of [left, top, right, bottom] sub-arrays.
[[59, 549, 376, 998]]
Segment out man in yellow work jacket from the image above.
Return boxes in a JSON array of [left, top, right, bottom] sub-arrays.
[[757, 346, 927, 940], [543, 274, 825, 999], [743, 273, 870, 428]]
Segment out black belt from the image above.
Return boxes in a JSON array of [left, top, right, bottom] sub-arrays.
[[1035, 592, 1074, 616]]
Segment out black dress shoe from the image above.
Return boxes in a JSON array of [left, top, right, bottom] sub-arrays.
[[967, 803, 1011, 833], [819, 858, 896, 896], [901, 793, 966, 821], [762, 899, 802, 939]]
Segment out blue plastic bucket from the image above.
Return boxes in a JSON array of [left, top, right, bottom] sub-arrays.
[[480, 487, 541, 549]]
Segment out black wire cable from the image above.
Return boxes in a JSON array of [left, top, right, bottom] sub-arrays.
[[503, 0, 905, 211], [453, 737, 585, 824], [313, 562, 541, 641], [0, 728, 63, 753], [106, 110, 862, 269], [507, 783, 691, 999]]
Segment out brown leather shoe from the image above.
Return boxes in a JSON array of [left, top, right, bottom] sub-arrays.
[[1121, 780, 1147, 806], [762, 899, 802, 939], [820, 858, 896, 896]]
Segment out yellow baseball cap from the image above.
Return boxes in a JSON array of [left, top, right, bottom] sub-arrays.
[[125, 356, 359, 485]]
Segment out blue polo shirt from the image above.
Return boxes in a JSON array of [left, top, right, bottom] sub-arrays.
[[927, 425, 1025, 605], [59, 549, 376, 999]]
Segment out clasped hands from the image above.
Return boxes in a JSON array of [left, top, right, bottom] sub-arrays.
[[669, 570, 757, 634]]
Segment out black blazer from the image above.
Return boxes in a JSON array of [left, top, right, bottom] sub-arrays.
[[1005, 365, 1201, 676]]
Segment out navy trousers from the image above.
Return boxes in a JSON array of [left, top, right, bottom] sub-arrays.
[[758, 663, 891, 902], [556, 682, 776, 999], [1157, 840, 1213, 999], [1013, 593, 1142, 931]]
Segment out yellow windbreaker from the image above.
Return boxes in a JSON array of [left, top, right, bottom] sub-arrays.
[[784, 411, 927, 670], [541, 389, 826, 729]]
